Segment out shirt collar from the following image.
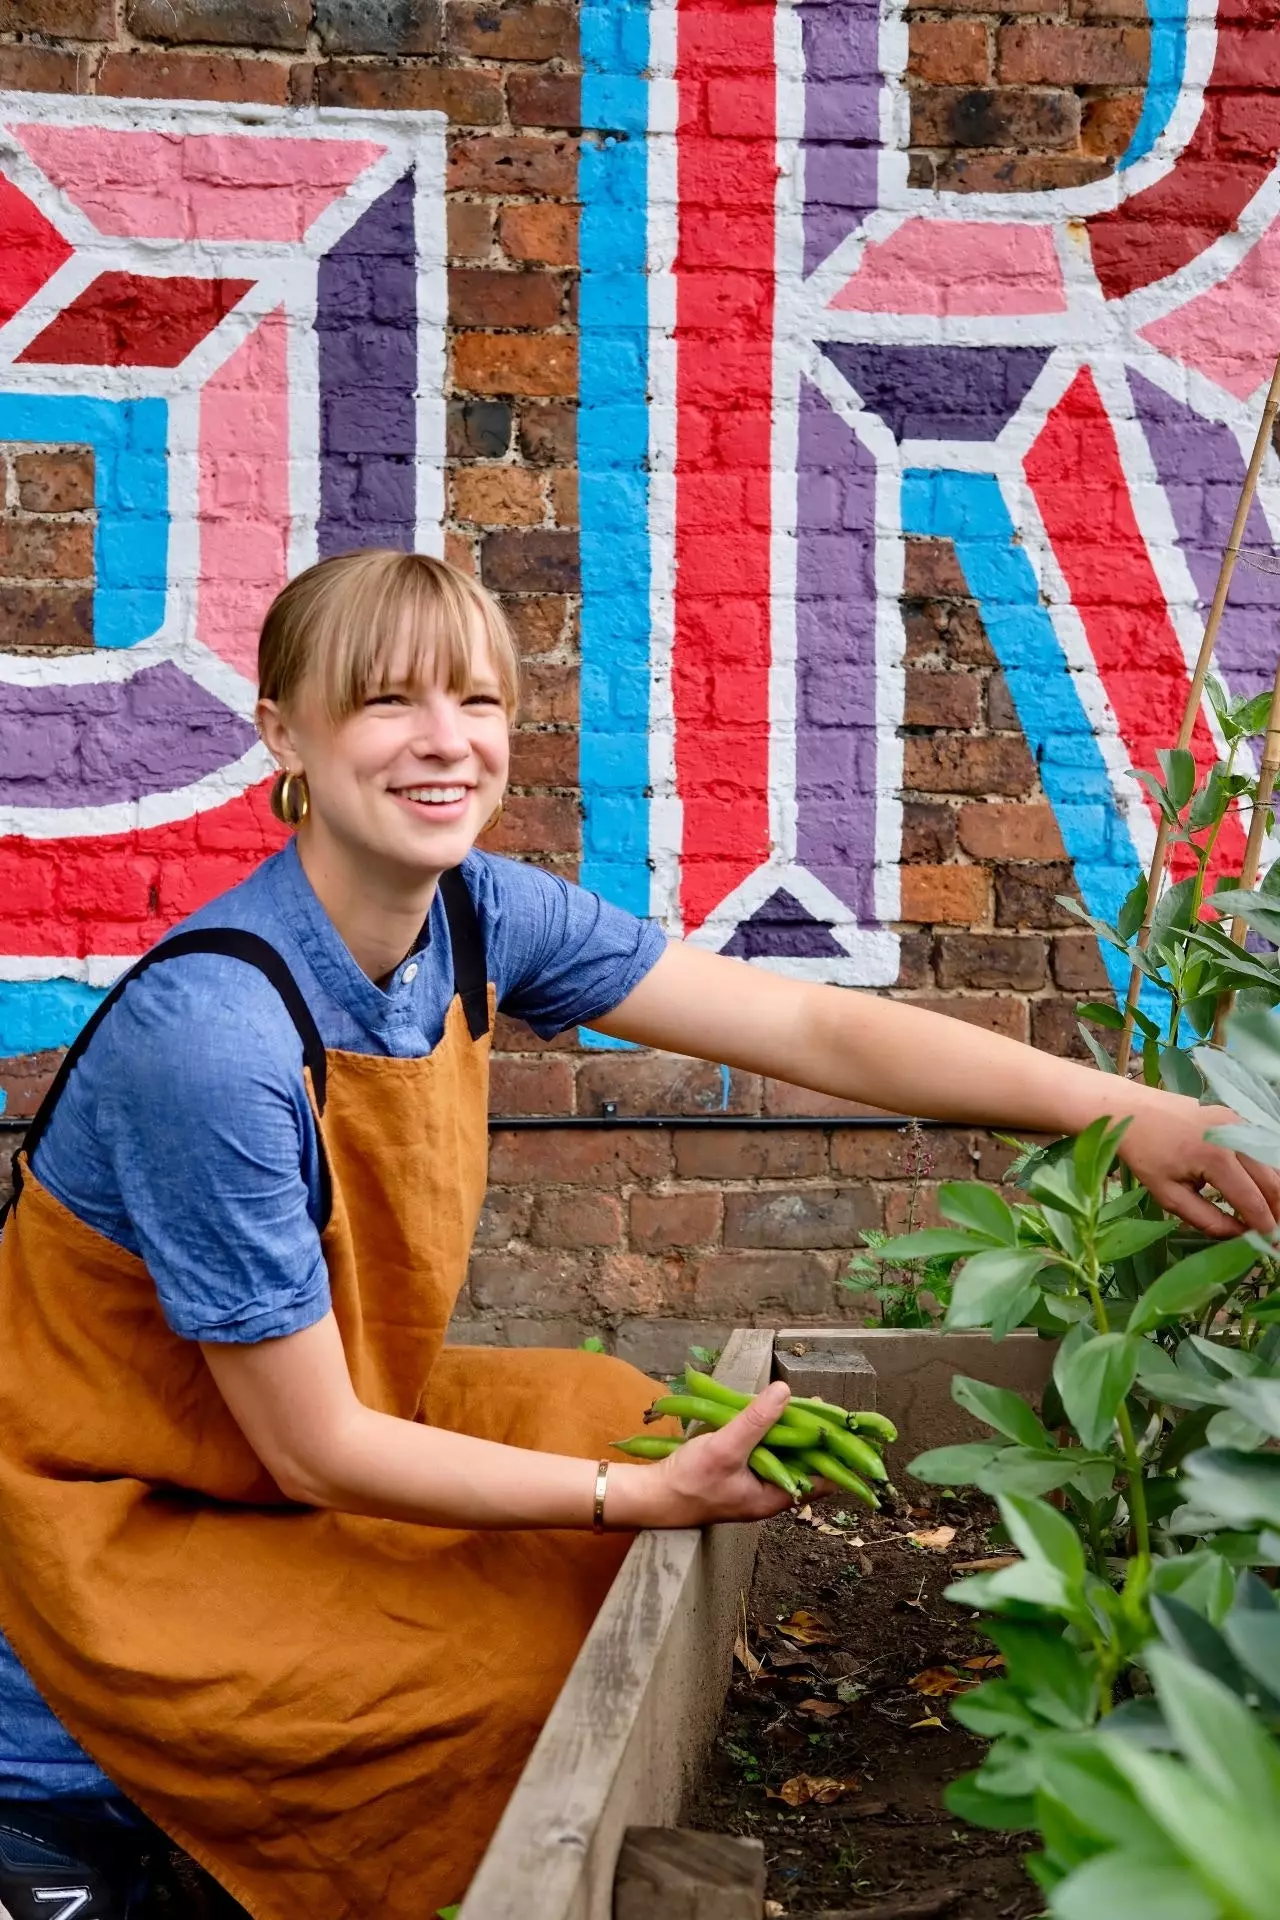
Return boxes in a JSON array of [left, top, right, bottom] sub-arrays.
[[264, 839, 435, 1033]]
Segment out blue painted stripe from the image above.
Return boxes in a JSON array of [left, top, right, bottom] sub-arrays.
[[901, 470, 1144, 1006], [0, 979, 107, 1060], [1119, 0, 1188, 171]]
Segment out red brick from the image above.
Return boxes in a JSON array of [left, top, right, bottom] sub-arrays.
[[492, 1011, 577, 1053], [313, 0, 441, 56], [957, 802, 1065, 862], [762, 1081, 891, 1119], [630, 1191, 723, 1251], [501, 1317, 598, 1349], [1051, 933, 1111, 993], [519, 660, 578, 724], [904, 669, 982, 729], [911, 87, 1082, 149], [455, 332, 576, 398], [935, 933, 1048, 990], [126, 0, 308, 47], [0, 1049, 59, 1124], [904, 736, 1037, 797], [6, 0, 113, 31], [448, 397, 511, 459], [1032, 998, 1110, 1060], [0, 522, 93, 581], [530, 1191, 624, 1249], [911, 994, 1030, 1042], [596, 1253, 691, 1316], [483, 792, 579, 856], [831, 1126, 976, 1182], [902, 802, 958, 864], [903, 537, 967, 598], [98, 48, 289, 102], [508, 72, 581, 128], [518, 400, 577, 466], [489, 1127, 672, 1186], [997, 24, 1149, 84], [548, 467, 578, 526], [0, 44, 89, 90], [469, 1251, 592, 1313], [482, 527, 579, 592], [508, 729, 577, 787], [447, 201, 495, 263], [449, 268, 565, 330], [451, 464, 545, 526], [576, 1052, 759, 1119], [725, 1188, 879, 1251], [503, 593, 570, 655], [897, 932, 935, 991], [13, 449, 93, 514], [487, 1053, 574, 1114], [908, 19, 989, 85], [899, 864, 991, 925], [0, 583, 93, 651], [883, 1186, 946, 1234], [673, 1129, 829, 1181], [995, 862, 1079, 929], [473, 1188, 534, 1248], [449, 137, 576, 199], [904, 598, 995, 669], [444, 530, 478, 577], [985, 673, 1018, 730], [690, 1251, 841, 1322], [317, 63, 502, 120], [499, 203, 579, 266], [448, 2, 575, 61], [931, 152, 1110, 192], [1082, 91, 1145, 156]]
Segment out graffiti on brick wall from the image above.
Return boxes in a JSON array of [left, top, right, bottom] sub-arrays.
[[0, 94, 445, 1076], [578, 0, 1280, 992]]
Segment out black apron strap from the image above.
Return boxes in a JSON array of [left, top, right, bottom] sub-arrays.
[[439, 868, 490, 1042], [7, 929, 330, 1226]]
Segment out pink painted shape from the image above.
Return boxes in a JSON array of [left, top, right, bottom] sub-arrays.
[[10, 126, 387, 242], [829, 219, 1066, 317], [1140, 221, 1280, 399], [198, 305, 290, 678]]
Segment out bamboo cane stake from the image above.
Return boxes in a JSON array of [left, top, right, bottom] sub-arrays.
[[1116, 347, 1280, 1075], [1213, 651, 1280, 1042]]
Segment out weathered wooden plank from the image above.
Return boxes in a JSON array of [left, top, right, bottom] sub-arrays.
[[613, 1828, 765, 1919], [773, 1328, 1054, 1469], [459, 1330, 775, 1920], [773, 1341, 877, 1411]]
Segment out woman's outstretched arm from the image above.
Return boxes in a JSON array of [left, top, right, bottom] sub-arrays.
[[590, 941, 1280, 1238]]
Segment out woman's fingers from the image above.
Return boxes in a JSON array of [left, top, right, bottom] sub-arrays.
[[715, 1380, 793, 1465]]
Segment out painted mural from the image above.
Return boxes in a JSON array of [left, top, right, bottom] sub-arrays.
[[0, 95, 445, 1072], [578, 0, 1280, 995]]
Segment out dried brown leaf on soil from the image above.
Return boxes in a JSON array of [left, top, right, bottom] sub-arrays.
[[776, 1608, 837, 1646], [770, 1772, 861, 1807], [797, 1697, 843, 1718], [733, 1632, 765, 1680], [908, 1667, 975, 1697], [962, 1652, 1006, 1671], [908, 1525, 957, 1551], [909, 1714, 946, 1730], [951, 1553, 1019, 1572]]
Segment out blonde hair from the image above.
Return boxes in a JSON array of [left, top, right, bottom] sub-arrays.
[[258, 551, 519, 823]]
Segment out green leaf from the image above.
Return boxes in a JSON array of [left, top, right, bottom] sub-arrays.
[[1135, 768, 1182, 825], [1050, 1851, 1220, 1920], [1078, 1000, 1125, 1030], [1196, 1047, 1280, 1127], [975, 1449, 1082, 1499], [1223, 1604, 1280, 1702], [1238, 689, 1276, 738], [951, 1373, 1051, 1447], [1159, 747, 1197, 814], [1073, 1114, 1128, 1197], [937, 1181, 1018, 1245], [942, 1768, 1036, 1831], [1107, 1742, 1280, 1918], [1078, 1023, 1119, 1074], [998, 1492, 1086, 1588], [988, 1619, 1098, 1729], [869, 1228, 989, 1261], [1056, 1331, 1141, 1451], [950, 1678, 1040, 1738], [578, 1335, 606, 1353], [1182, 1448, 1280, 1532], [1148, 1645, 1280, 1811], [1213, 892, 1280, 946], [1038, 1740, 1164, 1849], [909, 1440, 1009, 1485], [1189, 761, 1230, 830], [1220, 1376, 1280, 1439], [945, 1248, 1046, 1337], [1160, 1046, 1205, 1098], [1151, 875, 1199, 945], [1127, 1238, 1261, 1335], [1094, 1217, 1175, 1264], [1117, 874, 1149, 944]]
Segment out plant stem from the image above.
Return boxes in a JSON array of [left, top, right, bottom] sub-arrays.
[[1116, 1402, 1151, 1563]]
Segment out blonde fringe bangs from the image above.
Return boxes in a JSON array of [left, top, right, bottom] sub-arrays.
[[257, 549, 520, 726]]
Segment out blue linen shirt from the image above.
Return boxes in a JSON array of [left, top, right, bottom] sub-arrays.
[[0, 841, 666, 1801]]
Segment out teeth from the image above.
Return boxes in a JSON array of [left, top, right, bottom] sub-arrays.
[[401, 787, 468, 805]]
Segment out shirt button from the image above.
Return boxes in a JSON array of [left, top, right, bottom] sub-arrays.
[[402, 962, 419, 984]]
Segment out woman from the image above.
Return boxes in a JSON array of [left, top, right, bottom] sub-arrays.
[[0, 550, 1273, 1920]]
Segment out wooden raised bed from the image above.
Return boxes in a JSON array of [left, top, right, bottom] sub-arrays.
[[459, 1326, 1054, 1920]]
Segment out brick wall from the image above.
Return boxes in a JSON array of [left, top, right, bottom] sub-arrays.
[[1, 0, 1252, 1359]]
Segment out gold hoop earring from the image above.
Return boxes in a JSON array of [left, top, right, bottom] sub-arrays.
[[275, 770, 309, 827], [484, 800, 504, 833]]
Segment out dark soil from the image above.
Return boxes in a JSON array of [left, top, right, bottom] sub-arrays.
[[682, 1491, 1042, 1920]]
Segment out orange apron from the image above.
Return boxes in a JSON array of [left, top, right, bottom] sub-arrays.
[[0, 873, 665, 1918]]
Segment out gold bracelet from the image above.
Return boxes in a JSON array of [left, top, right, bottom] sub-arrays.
[[592, 1459, 609, 1533]]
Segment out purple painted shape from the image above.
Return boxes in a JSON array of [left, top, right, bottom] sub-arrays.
[[0, 662, 255, 807], [823, 342, 1052, 442], [317, 172, 417, 559], [800, 1, 882, 277], [795, 377, 878, 921], [1129, 369, 1280, 700], [721, 888, 847, 960]]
